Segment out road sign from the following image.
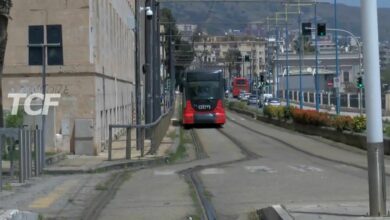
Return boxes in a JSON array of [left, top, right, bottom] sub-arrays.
[[327, 80, 333, 87], [333, 77, 340, 88]]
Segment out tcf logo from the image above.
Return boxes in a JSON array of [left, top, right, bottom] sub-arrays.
[[8, 93, 61, 116]]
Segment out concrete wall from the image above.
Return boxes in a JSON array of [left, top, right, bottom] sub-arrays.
[[3, 0, 139, 154]]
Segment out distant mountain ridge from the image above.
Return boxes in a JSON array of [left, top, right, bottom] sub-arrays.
[[319, 0, 390, 8], [161, 2, 390, 41]]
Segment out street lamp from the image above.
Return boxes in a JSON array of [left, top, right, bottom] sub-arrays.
[[334, 0, 340, 115]]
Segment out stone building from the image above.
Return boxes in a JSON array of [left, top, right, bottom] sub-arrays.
[[193, 36, 267, 80], [3, 0, 145, 154]]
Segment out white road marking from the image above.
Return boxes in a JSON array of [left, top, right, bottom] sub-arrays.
[[245, 166, 277, 174], [153, 170, 176, 176], [305, 166, 323, 172], [288, 165, 307, 173], [288, 165, 323, 173], [200, 168, 225, 175], [240, 117, 246, 121]]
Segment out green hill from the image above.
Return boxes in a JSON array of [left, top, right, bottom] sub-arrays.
[[161, 2, 390, 41]]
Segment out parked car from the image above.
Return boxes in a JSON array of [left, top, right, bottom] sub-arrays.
[[241, 92, 251, 101], [238, 91, 246, 100], [247, 95, 258, 105], [264, 98, 281, 106]]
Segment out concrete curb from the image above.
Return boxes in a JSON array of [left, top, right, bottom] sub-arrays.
[[0, 209, 38, 220], [43, 156, 169, 175], [45, 152, 68, 165], [258, 205, 294, 220]]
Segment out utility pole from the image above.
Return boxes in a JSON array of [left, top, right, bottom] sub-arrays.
[[0, 0, 12, 128], [361, 0, 387, 216], [145, 0, 154, 137], [285, 11, 290, 107], [153, 1, 161, 121], [298, 11, 303, 109], [169, 24, 175, 107], [135, 0, 143, 149], [314, 2, 320, 111], [275, 25, 280, 99], [334, 0, 340, 115]]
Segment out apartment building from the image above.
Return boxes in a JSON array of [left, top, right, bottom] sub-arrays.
[[3, 0, 144, 154], [193, 36, 267, 79]]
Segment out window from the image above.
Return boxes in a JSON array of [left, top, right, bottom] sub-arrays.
[[28, 25, 63, 66], [28, 26, 44, 65], [343, 71, 350, 82], [47, 25, 63, 65]]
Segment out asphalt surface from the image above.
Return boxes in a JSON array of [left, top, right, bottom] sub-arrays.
[[98, 109, 390, 220]]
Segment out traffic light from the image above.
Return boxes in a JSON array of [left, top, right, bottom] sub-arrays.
[[317, 23, 326, 36], [260, 75, 264, 82], [302, 22, 312, 36], [244, 55, 250, 62], [357, 76, 364, 88]]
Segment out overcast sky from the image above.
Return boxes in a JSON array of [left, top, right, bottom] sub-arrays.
[[320, 0, 390, 8]]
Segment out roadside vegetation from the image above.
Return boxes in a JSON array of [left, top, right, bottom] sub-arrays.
[[186, 179, 202, 220], [247, 210, 260, 220], [167, 127, 193, 163], [228, 100, 367, 133]]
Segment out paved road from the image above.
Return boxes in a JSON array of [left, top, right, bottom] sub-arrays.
[[201, 111, 390, 219], [98, 110, 390, 220], [98, 128, 244, 220]]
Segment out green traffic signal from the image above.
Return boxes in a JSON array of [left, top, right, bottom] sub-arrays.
[[317, 23, 326, 36], [357, 76, 364, 88]]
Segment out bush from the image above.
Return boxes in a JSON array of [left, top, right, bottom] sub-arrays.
[[263, 106, 287, 121], [283, 106, 295, 121], [331, 116, 353, 132], [5, 109, 24, 128], [352, 115, 366, 132], [291, 109, 330, 126], [385, 126, 390, 137]]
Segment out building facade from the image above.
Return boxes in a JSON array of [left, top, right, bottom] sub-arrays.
[[193, 36, 267, 80], [4, 0, 144, 154]]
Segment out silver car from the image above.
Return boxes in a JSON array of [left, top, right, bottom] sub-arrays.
[[247, 95, 258, 105], [265, 98, 281, 106]]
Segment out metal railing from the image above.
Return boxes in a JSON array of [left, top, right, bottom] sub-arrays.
[[0, 127, 43, 191], [108, 107, 174, 161]]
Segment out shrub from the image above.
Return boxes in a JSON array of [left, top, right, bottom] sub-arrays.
[[276, 106, 284, 121], [5, 109, 24, 128], [291, 108, 330, 126], [352, 115, 366, 132], [283, 106, 295, 121], [331, 116, 353, 132], [385, 126, 390, 137], [263, 106, 273, 118], [236, 101, 247, 110], [263, 106, 285, 120]]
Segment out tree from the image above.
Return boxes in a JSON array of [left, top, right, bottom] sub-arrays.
[[192, 26, 203, 42], [224, 49, 242, 78], [292, 35, 315, 53], [160, 8, 194, 86], [0, 0, 12, 127]]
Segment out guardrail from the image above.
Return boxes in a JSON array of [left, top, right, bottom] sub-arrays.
[[108, 107, 174, 161], [0, 127, 43, 191]]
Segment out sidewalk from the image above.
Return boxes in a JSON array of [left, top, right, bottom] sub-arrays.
[[0, 122, 178, 220], [44, 127, 176, 174]]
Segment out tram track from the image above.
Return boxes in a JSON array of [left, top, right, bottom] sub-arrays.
[[184, 109, 383, 220], [225, 111, 390, 177], [181, 128, 261, 220]]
